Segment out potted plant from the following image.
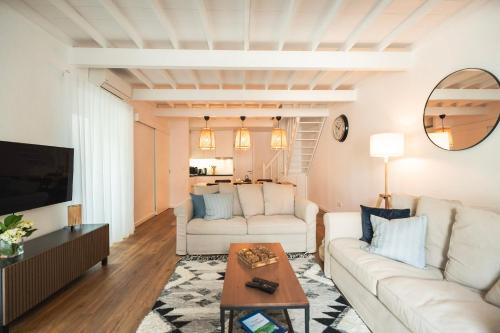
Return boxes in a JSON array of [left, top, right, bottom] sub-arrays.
[[0, 214, 36, 258]]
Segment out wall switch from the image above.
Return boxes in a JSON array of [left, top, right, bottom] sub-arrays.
[[336, 201, 343, 208]]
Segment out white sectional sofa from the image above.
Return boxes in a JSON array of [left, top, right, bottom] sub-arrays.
[[324, 194, 500, 333], [175, 183, 318, 255]]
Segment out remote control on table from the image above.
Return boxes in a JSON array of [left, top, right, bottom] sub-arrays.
[[252, 277, 279, 288], [245, 281, 277, 294]]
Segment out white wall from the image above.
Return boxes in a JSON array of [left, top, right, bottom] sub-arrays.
[[309, 2, 500, 212], [0, 5, 71, 237]]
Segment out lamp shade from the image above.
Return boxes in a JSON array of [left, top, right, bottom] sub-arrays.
[[271, 128, 288, 150], [370, 133, 404, 158], [199, 127, 216, 150], [235, 127, 251, 150], [428, 131, 451, 150]]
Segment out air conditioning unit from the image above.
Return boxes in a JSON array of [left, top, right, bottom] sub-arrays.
[[89, 69, 132, 101]]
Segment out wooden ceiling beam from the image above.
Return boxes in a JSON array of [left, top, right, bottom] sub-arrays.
[[48, 0, 108, 48], [243, 0, 251, 50], [376, 0, 439, 51], [129, 69, 154, 89], [156, 108, 331, 118], [310, 0, 344, 51], [196, 0, 214, 50], [99, 0, 144, 48], [70, 48, 412, 71], [340, 0, 391, 52], [429, 89, 500, 101], [149, 0, 180, 49], [133, 88, 356, 103], [277, 0, 299, 51]]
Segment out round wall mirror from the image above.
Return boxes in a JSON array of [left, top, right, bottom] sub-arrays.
[[424, 68, 500, 150]]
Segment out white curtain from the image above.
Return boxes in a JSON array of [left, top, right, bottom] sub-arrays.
[[66, 75, 134, 244]]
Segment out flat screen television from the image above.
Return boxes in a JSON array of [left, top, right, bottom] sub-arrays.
[[0, 141, 74, 216]]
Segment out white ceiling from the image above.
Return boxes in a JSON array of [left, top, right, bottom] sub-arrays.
[[8, 0, 479, 109]]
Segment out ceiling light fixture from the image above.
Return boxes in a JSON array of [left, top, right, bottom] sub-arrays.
[[429, 114, 452, 150], [270, 116, 288, 150], [199, 116, 216, 150], [235, 116, 251, 150]]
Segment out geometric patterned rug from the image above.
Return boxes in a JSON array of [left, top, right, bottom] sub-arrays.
[[137, 254, 370, 333]]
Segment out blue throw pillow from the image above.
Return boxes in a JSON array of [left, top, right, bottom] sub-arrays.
[[367, 215, 428, 268], [203, 193, 233, 220], [191, 193, 206, 219], [360, 205, 411, 243]]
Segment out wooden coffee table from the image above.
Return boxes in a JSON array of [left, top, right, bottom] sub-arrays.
[[220, 243, 310, 333]]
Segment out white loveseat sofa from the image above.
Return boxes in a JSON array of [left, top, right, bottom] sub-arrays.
[[324, 194, 500, 333], [175, 183, 318, 255]]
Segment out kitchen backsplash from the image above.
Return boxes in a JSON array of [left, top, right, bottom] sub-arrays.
[[190, 158, 234, 175]]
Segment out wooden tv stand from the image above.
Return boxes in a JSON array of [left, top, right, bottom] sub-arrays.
[[0, 224, 109, 333]]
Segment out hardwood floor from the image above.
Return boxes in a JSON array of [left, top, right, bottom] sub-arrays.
[[10, 209, 325, 333]]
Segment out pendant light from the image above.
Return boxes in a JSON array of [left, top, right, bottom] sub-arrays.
[[199, 116, 216, 150], [270, 116, 288, 150], [235, 116, 251, 150], [429, 113, 452, 150]]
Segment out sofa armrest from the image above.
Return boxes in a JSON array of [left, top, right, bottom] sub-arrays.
[[174, 198, 193, 255], [323, 212, 362, 277], [295, 197, 319, 253]]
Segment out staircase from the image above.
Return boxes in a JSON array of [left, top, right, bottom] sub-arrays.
[[262, 116, 326, 197]]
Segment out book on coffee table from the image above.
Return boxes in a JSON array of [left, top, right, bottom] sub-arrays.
[[239, 311, 287, 333]]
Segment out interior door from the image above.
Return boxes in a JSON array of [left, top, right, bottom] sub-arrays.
[[134, 122, 155, 225], [155, 130, 169, 214]]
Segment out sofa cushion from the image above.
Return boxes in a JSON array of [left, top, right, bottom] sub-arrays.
[[190, 193, 206, 219], [247, 215, 306, 235], [263, 182, 295, 215], [218, 183, 243, 216], [237, 184, 264, 218], [391, 193, 419, 216], [187, 216, 247, 235], [192, 184, 219, 195], [485, 278, 500, 307], [368, 215, 427, 268], [415, 196, 462, 269], [203, 193, 233, 220], [378, 277, 500, 333], [359, 205, 411, 243], [329, 238, 442, 295], [445, 206, 500, 291]]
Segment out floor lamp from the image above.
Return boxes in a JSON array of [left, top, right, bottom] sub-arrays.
[[370, 133, 405, 209]]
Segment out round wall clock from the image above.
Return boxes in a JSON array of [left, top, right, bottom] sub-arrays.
[[332, 114, 349, 142]]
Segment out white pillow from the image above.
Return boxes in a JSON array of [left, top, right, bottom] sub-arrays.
[[367, 215, 428, 269], [218, 183, 243, 216], [236, 184, 264, 218], [445, 206, 500, 291], [263, 182, 295, 215], [416, 196, 462, 269], [485, 278, 500, 307], [203, 193, 233, 220]]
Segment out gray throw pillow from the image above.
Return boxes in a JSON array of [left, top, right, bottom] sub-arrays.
[[367, 215, 428, 268], [203, 193, 233, 220]]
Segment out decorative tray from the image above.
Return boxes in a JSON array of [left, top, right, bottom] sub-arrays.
[[237, 246, 278, 269]]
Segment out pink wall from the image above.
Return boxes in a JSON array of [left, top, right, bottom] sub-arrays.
[[168, 118, 190, 207], [308, 2, 500, 212]]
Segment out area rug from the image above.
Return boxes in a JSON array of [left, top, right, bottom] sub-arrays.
[[137, 254, 370, 333]]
